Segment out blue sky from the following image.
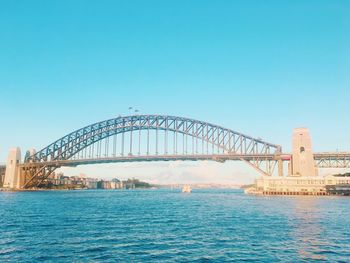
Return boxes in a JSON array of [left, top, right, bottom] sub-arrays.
[[0, 1, 349, 182]]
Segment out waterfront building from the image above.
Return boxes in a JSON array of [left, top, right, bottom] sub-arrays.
[[102, 181, 111, 189], [85, 179, 98, 189], [125, 182, 136, 189], [254, 174, 350, 195], [111, 178, 124, 189], [249, 128, 350, 195]]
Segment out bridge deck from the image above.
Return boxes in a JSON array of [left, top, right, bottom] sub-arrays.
[[17, 152, 350, 168], [19, 154, 277, 168], [314, 152, 350, 168], [314, 152, 350, 158]]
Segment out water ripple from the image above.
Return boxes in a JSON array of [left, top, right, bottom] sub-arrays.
[[1, 189, 350, 262]]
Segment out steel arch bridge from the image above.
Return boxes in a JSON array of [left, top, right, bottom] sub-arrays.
[[20, 115, 282, 189]]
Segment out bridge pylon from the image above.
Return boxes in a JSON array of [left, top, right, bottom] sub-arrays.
[[291, 128, 318, 177], [3, 148, 21, 189]]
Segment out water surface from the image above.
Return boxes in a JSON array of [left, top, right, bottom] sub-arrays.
[[0, 189, 349, 262]]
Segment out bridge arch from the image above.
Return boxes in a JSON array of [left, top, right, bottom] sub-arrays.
[[22, 115, 281, 188], [27, 115, 280, 162]]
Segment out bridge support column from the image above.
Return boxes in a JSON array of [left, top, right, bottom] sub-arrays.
[[278, 158, 283, 176], [3, 148, 21, 189], [291, 128, 318, 176]]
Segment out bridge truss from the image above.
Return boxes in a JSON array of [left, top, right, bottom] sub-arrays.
[[314, 153, 350, 168], [21, 115, 282, 189]]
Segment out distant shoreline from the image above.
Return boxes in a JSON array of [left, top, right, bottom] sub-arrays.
[[0, 187, 244, 192]]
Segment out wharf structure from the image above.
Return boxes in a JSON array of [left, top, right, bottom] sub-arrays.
[[248, 128, 350, 196]]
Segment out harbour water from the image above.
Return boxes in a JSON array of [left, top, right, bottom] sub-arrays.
[[0, 189, 350, 262]]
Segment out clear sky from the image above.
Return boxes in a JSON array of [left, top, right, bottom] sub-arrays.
[[0, 1, 349, 183]]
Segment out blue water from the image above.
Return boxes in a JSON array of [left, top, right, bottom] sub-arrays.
[[0, 189, 350, 262]]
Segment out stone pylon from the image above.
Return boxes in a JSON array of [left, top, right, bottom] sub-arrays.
[[3, 148, 21, 189], [291, 128, 317, 177]]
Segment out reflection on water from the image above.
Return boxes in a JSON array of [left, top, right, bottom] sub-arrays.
[[291, 198, 327, 260], [0, 189, 349, 262]]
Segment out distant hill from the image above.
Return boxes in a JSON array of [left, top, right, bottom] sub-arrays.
[[123, 178, 154, 188], [333, 173, 350, 177]]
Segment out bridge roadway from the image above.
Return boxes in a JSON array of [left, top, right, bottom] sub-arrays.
[[314, 152, 350, 168], [19, 154, 278, 168], [17, 152, 350, 168], [314, 152, 350, 158]]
